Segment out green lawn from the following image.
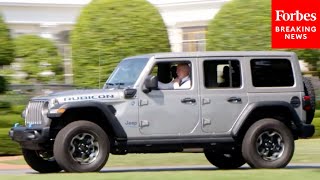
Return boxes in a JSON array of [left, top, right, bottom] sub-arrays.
[[0, 169, 320, 180], [292, 139, 320, 163]]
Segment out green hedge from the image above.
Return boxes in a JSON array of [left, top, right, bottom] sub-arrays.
[[13, 35, 63, 84], [206, 0, 320, 66], [0, 128, 21, 155], [0, 76, 8, 94], [71, 0, 170, 88], [312, 118, 320, 137], [0, 101, 11, 109], [0, 94, 30, 105], [0, 114, 24, 128], [0, 106, 24, 155], [0, 94, 27, 128], [0, 14, 14, 66], [316, 101, 320, 110]]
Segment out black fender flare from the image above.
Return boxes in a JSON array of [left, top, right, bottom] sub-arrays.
[[231, 101, 304, 137], [47, 101, 127, 139]]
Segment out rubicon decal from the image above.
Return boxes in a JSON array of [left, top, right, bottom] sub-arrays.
[[61, 94, 117, 102], [272, 0, 320, 48]]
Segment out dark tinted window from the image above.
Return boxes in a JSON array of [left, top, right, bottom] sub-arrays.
[[251, 59, 294, 87], [204, 60, 241, 88]]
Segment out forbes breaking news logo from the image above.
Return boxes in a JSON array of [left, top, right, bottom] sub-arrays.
[[272, 0, 320, 49], [275, 10, 317, 40]]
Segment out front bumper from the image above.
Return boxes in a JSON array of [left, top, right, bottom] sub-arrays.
[[9, 126, 50, 150], [298, 123, 315, 138]]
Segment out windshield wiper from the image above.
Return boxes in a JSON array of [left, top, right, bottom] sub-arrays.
[[105, 83, 114, 89], [115, 83, 125, 88], [105, 82, 125, 89]]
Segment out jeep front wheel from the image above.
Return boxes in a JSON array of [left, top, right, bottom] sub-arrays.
[[54, 120, 110, 172], [242, 118, 294, 168], [204, 149, 245, 169], [22, 149, 62, 173]]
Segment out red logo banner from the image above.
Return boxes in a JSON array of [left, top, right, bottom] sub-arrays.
[[271, 0, 320, 48]]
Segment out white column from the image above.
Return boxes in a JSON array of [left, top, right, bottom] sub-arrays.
[[167, 27, 183, 52]]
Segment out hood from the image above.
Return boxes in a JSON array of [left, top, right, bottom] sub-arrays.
[[32, 89, 124, 103]]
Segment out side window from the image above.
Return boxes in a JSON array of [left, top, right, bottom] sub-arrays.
[[204, 60, 241, 88], [251, 59, 294, 87], [150, 61, 192, 90]]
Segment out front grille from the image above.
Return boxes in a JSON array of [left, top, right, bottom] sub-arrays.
[[25, 101, 47, 126]]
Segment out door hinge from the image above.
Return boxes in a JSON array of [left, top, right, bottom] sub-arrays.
[[140, 120, 149, 127], [139, 99, 148, 106], [202, 98, 211, 105], [202, 118, 211, 126]]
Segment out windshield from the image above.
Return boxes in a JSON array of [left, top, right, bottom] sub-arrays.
[[104, 58, 149, 89]]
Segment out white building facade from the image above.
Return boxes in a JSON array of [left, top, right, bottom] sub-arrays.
[[0, 0, 230, 52], [0, 0, 231, 84]]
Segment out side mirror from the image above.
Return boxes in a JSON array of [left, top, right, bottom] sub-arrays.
[[124, 88, 137, 98], [144, 75, 158, 93]]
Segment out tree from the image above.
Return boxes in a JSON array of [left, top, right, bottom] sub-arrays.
[[71, 0, 170, 88], [14, 35, 63, 83], [0, 14, 14, 93], [0, 14, 14, 66], [206, 0, 320, 67]]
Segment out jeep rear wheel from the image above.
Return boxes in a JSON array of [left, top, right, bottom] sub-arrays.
[[54, 120, 110, 172], [204, 149, 245, 169], [242, 118, 294, 168], [22, 149, 62, 173]]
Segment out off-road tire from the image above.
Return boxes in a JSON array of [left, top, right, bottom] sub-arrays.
[[204, 149, 246, 169], [242, 118, 294, 168], [303, 77, 316, 124], [22, 149, 62, 173], [54, 120, 110, 172]]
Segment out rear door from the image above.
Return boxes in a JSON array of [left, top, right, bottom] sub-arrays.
[[199, 57, 249, 134]]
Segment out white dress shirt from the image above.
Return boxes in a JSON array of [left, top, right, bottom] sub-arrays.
[[158, 76, 191, 90], [173, 76, 191, 89]]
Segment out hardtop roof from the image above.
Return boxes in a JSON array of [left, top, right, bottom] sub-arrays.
[[125, 51, 296, 60]]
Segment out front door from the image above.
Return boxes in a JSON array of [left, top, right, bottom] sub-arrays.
[[138, 59, 200, 135], [199, 57, 248, 134]]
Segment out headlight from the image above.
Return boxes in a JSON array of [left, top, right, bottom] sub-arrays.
[[48, 98, 59, 109], [41, 101, 49, 117], [21, 109, 26, 119], [42, 99, 59, 117]]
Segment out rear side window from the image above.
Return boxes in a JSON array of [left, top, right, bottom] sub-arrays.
[[250, 59, 294, 87], [204, 60, 241, 88]]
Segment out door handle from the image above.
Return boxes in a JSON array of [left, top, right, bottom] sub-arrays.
[[181, 98, 196, 104], [227, 97, 242, 103]]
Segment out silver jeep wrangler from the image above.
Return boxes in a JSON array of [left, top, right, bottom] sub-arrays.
[[10, 51, 315, 173]]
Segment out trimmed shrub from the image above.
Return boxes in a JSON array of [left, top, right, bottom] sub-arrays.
[[0, 101, 11, 109], [71, 0, 170, 88], [0, 76, 8, 93], [0, 14, 14, 66], [0, 128, 22, 155], [206, 0, 320, 66], [14, 35, 63, 84]]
